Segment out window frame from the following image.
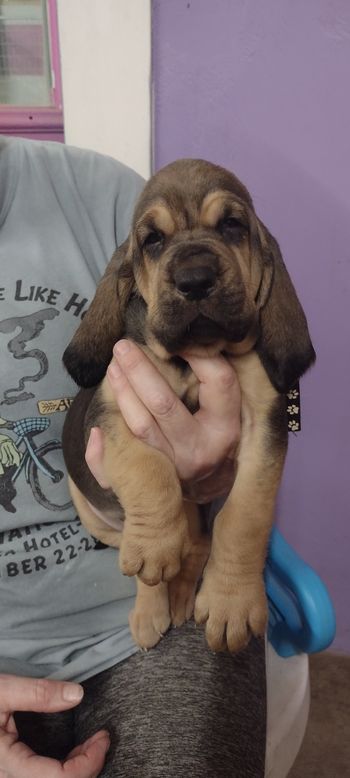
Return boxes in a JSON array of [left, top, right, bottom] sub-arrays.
[[0, 0, 63, 139]]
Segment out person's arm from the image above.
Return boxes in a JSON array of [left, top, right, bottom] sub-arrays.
[[0, 675, 109, 778], [86, 340, 240, 502]]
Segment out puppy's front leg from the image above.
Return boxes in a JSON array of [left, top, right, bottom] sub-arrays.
[[129, 579, 171, 649], [68, 476, 122, 549], [195, 353, 288, 652], [169, 502, 210, 626], [99, 380, 189, 586]]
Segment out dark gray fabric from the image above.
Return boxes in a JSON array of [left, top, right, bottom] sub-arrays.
[[15, 621, 266, 777], [14, 707, 75, 762]]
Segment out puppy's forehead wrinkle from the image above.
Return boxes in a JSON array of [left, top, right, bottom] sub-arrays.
[[201, 190, 250, 227], [136, 202, 178, 237], [135, 192, 196, 233], [135, 160, 253, 230]]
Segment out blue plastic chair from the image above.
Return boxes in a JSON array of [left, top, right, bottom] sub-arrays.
[[265, 527, 336, 657]]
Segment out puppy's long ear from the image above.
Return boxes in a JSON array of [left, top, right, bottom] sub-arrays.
[[63, 240, 135, 387], [255, 224, 316, 393]]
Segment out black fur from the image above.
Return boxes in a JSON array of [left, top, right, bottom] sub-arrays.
[[62, 387, 121, 514]]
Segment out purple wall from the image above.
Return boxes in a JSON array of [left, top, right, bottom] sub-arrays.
[[152, 0, 350, 652]]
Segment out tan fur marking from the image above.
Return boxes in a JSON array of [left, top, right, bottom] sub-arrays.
[[194, 353, 283, 652], [97, 378, 190, 586], [68, 476, 122, 549], [225, 331, 258, 356], [137, 203, 176, 240], [169, 502, 210, 626], [200, 190, 246, 227], [129, 504, 210, 646], [129, 579, 171, 649]]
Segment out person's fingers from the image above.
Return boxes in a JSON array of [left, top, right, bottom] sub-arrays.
[[85, 427, 111, 488], [3, 712, 18, 737], [186, 353, 241, 431], [0, 674, 84, 714], [107, 352, 167, 447], [0, 729, 109, 778], [186, 354, 241, 469], [67, 729, 110, 760], [108, 340, 241, 483], [107, 351, 175, 455], [65, 730, 110, 777], [112, 341, 198, 450], [112, 341, 187, 423]]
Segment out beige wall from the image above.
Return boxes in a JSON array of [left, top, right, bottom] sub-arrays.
[[56, 0, 151, 178]]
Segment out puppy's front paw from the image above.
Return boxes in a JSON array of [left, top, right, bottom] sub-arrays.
[[119, 512, 189, 586], [168, 574, 197, 627], [129, 582, 171, 649], [194, 569, 267, 653]]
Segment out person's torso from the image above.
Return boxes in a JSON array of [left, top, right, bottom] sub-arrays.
[[0, 138, 142, 680]]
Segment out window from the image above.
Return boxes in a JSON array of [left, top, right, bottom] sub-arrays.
[[0, 0, 63, 140]]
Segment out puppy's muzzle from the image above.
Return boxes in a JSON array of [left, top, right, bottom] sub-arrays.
[[174, 264, 217, 301], [171, 251, 220, 302]]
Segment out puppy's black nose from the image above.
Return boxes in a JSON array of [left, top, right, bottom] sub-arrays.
[[174, 266, 217, 301]]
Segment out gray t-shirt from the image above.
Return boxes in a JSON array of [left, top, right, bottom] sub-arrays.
[[0, 137, 144, 681]]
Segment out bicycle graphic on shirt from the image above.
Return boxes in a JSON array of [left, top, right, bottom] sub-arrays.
[[0, 416, 72, 513]]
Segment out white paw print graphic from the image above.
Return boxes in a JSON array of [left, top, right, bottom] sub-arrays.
[[287, 389, 299, 400], [287, 404, 299, 415], [288, 419, 300, 432]]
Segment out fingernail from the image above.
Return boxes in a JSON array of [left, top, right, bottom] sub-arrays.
[[85, 730, 111, 749], [114, 339, 130, 356], [63, 683, 84, 702], [108, 358, 122, 378]]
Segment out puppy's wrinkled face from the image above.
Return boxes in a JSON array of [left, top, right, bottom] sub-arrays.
[[63, 158, 314, 393], [129, 159, 269, 358]]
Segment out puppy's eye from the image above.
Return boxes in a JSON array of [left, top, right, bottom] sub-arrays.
[[217, 216, 246, 242], [143, 230, 164, 249]]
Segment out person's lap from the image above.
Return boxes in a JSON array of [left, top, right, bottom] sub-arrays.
[[15, 622, 266, 777]]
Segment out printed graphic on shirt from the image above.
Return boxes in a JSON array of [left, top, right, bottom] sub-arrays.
[[0, 264, 123, 599], [0, 518, 100, 579], [0, 415, 72, 515], [0, 281, 90, 517], [0, 308, 59, 405]]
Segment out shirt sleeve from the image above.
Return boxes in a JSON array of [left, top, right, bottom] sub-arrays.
[[59, 145, 145, 249]]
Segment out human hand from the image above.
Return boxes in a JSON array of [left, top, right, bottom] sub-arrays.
[[0, 674, 109, 778], [86, 340, 240, 503]]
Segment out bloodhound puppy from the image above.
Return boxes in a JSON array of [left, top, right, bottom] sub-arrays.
[[62, 159, 315, 653]]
